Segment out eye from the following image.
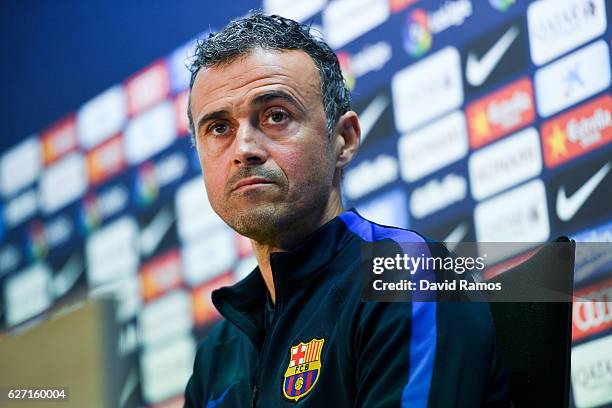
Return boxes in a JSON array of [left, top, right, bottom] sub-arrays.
[[208, 122, 230, 136], [264, 109, 289, 125]]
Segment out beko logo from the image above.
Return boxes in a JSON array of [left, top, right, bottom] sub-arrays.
[[124, 101, 177, 165], [474, 179, 550, 260], [392, 47, 463, 133], [398, 111, 468, 182], [410, 173, 467, 219], [527, 0, 607, 65], [344, 154, 398, 200]]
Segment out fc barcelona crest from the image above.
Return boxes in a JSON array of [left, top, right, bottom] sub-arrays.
[[282, 338, 325, 401]]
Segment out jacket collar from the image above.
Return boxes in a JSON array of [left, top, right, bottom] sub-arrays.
[[211, 209, 355, 348]]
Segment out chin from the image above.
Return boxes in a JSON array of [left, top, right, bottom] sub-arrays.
[[223, 203, 289, 239]]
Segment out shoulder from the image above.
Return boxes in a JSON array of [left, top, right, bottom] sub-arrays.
[[194, 319, 244, 357], [339, 210, 429, 245], [337, 211, 497, 343]]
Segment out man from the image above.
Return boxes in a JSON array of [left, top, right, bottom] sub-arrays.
[[183, 13, 510, 407]]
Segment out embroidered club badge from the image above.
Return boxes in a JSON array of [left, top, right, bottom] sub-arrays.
[[282, 338, 325, 401]]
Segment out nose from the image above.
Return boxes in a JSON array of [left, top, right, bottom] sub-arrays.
[[232, 121, 268, 166]]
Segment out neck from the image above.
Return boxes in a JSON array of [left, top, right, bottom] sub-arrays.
[[251, 193, 344, 304]]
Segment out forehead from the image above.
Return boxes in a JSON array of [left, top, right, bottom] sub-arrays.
[[190, 48, 322, 118]]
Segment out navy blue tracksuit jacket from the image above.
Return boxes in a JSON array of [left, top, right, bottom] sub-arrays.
[[184, 209, 510, 407]]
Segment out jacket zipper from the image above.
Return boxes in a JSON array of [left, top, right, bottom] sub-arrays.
[[251, 294, 281, 407], [251, 384, 258, 407]]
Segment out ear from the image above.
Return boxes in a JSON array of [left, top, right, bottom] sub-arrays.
[[332, 111, 361, 169]]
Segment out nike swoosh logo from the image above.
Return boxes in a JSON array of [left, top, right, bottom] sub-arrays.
[[52, 253, 83, 297], [443, 222, 468, 251], [139, 206, 174, 257], [556, 162, 610, 222], [466, 25, 519, 87], [207, 380, 238, 408], [359, 93, 389, 144]]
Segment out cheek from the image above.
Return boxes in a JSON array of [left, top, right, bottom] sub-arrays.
[[199, 156, 228, 200], [276, 143, 334, 186]]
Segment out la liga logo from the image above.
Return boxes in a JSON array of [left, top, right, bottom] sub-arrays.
[[402, 9, 432, 57], [489, 0, 514, 11], [134, 162, 159, 207]]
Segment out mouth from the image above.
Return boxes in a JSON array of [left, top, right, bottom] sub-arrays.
[[232, 177, 274, 192]]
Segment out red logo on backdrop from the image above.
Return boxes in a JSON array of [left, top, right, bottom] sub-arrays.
[[541, 94, 612, 168], [235, 232, 254, 258], [86, 134, 126, 185], [41, 115, 78, 166], [573, 277, 612, 342], [466, 77, 535, 149], [140, 250, 183, 302], [174, 90, 190, 137], [192, 272, 235, 327], [336, 51, 355, 91], [391, 0, 420, 13], [125, 60, 170, 117]]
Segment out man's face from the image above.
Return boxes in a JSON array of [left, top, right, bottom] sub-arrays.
[[190, 48, 339, 242]]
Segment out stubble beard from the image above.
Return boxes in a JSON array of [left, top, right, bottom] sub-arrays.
[[218, 172, 333, 247]]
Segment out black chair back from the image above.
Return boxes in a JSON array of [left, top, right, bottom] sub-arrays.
[[487, 237, 575, 407]]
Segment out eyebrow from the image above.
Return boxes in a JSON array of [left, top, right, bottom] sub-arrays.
[[252, 90, 306, 113], [196, 110, 230, 133], [196, 90, 306, 133]]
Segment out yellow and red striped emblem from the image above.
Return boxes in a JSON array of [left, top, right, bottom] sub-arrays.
[[282, 338, 325, 401]]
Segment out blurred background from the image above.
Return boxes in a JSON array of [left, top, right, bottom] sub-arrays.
[[0, 0, 610, 407]]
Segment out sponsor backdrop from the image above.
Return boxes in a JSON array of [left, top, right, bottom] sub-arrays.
[[1, 0, 611, 406]]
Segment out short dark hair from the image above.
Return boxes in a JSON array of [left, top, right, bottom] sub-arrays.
[[187, 12, 351, 142]]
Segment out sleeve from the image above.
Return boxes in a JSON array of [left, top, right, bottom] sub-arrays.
[[353, 301, 511, 408]]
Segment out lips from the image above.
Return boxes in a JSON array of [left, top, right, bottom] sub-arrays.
[[232, 177, 274, 191]]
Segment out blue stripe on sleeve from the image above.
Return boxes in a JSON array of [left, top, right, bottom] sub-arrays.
[[340, 210, 437, 408]]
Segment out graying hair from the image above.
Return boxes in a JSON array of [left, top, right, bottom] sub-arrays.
[[187, 12, 351, 142]]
